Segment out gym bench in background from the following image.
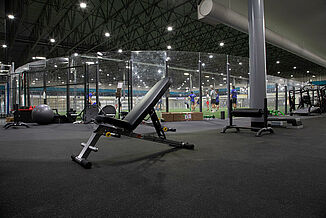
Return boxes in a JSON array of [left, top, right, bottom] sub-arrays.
[[221, 98, 274, 137]]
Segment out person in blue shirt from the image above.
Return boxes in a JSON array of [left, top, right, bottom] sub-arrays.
[[188, 91, 196, 112], [88, 92, 94, 105], [231, 86, 237, 108], [215, 89, 220, 110]]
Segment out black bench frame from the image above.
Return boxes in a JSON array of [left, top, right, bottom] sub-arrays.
[[221, 98, 273, 137], [71, 78, 194, 168]]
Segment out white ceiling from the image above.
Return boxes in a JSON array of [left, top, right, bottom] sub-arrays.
[[214, 0, 326, 59]]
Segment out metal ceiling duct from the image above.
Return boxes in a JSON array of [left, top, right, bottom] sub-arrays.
[[198, 0, 326, 68]]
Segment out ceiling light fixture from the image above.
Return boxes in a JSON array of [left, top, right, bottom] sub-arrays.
[[167, 26, 173, 31], [50, 38, 55, 43], [104, 32, 110, 37], [8, 14, 15, 19], [80, 2, 87, 8], [219, 42, 225, 47]]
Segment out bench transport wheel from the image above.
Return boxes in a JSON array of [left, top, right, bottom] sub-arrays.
[[105, 132, 111, 137], [71, 155, 92, 169]]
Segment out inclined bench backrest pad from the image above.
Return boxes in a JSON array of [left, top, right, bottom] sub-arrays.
[[123, 77, 171, 130]]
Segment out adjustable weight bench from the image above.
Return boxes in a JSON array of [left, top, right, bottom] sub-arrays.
[[71, 77, 194, 168]]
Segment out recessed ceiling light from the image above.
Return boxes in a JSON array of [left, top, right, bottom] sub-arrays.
[[184, 73, 189, 76], [50, 38, 55, 43], [219, 42, 225, 47], [291, 74, 293, 77], [118, 49, 122, 53], [104, 32, 110, 37], [97, 51, 103, 56], [306, 70, 310, 73], [276, 61, 280, 64], [277, 71, 280, 74], [32, 56, 46, 60], [80, 2, 87, 8], [8, 14, 15, 19], [209, 55, 213, 59], [2, 44, 7, 48], [167, 45, 172, 50], [73, 53, 78, 56], [239, 62, 242, 65], [167, 26, 173, 31], [293, 66, 296, 69]]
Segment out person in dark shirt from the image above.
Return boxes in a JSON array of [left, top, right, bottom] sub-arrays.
[[231, 86, 237, 108], [215, 89, 220, 110], [188, 91, 196, 112]]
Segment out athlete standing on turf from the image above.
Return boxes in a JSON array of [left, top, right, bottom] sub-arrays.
[[188, 91, 196, 112], [88, 92, 94, 105], [231, 86, 237, 108], [210, 87, 216, 112], [206, 91, 210, 111], [215, 89, 220, 110]]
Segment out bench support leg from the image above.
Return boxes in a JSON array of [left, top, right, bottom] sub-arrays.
[[71, 126, 105, 168], [149, 108, 166, 139]]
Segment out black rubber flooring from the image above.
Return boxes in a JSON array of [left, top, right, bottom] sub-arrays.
[[1, 118, 326, 217]]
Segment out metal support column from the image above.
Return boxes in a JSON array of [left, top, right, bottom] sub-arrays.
[[23, 72, 27, 106], [66, 58, 71, 113], [6, 82, 9, 114], [165, 60, 169, 112], [84, 64, 89, 108], [248, 0, 267, 127], [199, 57, 202, 112], [95, 63, 99, 105], [43, 71, 47, 104], [275, 83, 278, 110], [127, 61, 131, 112], [18, 74, 22, 106], [284, 85, 287, 114], [129, 60, 133, 110], [226, 55, 231, 122], [292, 87, 295, 111], [26, 72, 30, 107]]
